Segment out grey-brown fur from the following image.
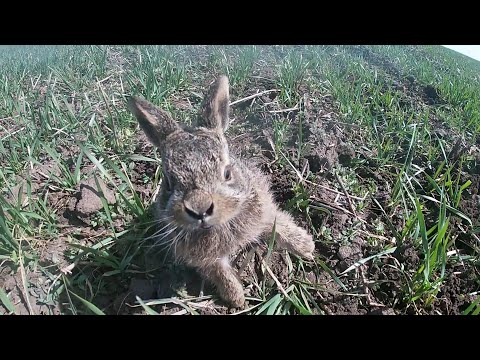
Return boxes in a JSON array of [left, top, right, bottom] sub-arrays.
[[127, 76, 315, 308]]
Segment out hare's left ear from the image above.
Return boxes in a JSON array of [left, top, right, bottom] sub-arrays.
[[198, 75, 230, 133], [127, 96, 180, 148]]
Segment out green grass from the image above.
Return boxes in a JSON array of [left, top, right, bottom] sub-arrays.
[[0, 45, 479, 315]]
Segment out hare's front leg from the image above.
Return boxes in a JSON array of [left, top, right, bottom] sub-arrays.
[[199, 258, 245, 308], [270, 209, 315, 260]]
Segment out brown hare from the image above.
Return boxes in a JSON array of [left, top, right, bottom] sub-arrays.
[[127, 75, 315, 308]]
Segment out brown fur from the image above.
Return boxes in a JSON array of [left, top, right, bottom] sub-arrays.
[[128, 76, 315, 308]]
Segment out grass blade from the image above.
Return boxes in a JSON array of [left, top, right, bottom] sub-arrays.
[[339, 247, 397, 276], [68, 290, 105, 315], [0, 288, 16, 314]]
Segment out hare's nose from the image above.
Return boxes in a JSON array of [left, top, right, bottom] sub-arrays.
[[184, 202, 214, 220], [183, 191, 214, 220]]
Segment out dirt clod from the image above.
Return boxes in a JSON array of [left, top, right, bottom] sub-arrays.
[[75, 177, 116, 216]]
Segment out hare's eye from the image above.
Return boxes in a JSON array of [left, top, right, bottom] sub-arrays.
[[224, 166, 232, 181]]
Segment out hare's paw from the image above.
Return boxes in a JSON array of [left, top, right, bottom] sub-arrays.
[[273, 210, 315, 260], [293, 230, 315, 260], [218, 282, 245, 308], [202, 259, 246, 308]]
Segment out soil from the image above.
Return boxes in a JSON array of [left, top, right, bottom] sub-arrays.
[[0, 264, 62, 315]]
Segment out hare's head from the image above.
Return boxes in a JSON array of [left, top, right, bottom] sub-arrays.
[[128, 76, 250, 232]]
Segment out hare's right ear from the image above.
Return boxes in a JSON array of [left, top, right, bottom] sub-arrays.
[[127, 96, 180, 148], [199, 75, 230, 133]]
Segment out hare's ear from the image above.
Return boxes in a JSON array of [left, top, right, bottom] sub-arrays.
[[199, 75, 230, 133], [127, 96, 180, 148]]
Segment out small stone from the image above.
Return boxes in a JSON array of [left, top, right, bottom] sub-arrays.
[[338, 245, 354, 261], [369, 307, 396, 315]]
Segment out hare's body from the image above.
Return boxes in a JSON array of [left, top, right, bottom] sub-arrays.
[[128, 76, 315, 307]]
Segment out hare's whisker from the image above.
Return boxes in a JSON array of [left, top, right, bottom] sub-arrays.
[[142, 226, 177, 243], [144, 226, 179, 255], [141, 222, 176, 242], [136, 216, 174, 227], [160, 229, 185, 264], [154, 226, 178, 242], [153, 228, 181, 249]]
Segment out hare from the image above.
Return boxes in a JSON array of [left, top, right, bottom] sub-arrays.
[[127, 75, 315, 308]]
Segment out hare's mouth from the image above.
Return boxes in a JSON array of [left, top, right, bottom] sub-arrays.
[[175, 217, 218, 231]]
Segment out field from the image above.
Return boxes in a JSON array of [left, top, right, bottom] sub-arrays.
[[0, 45, 479, 315]]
